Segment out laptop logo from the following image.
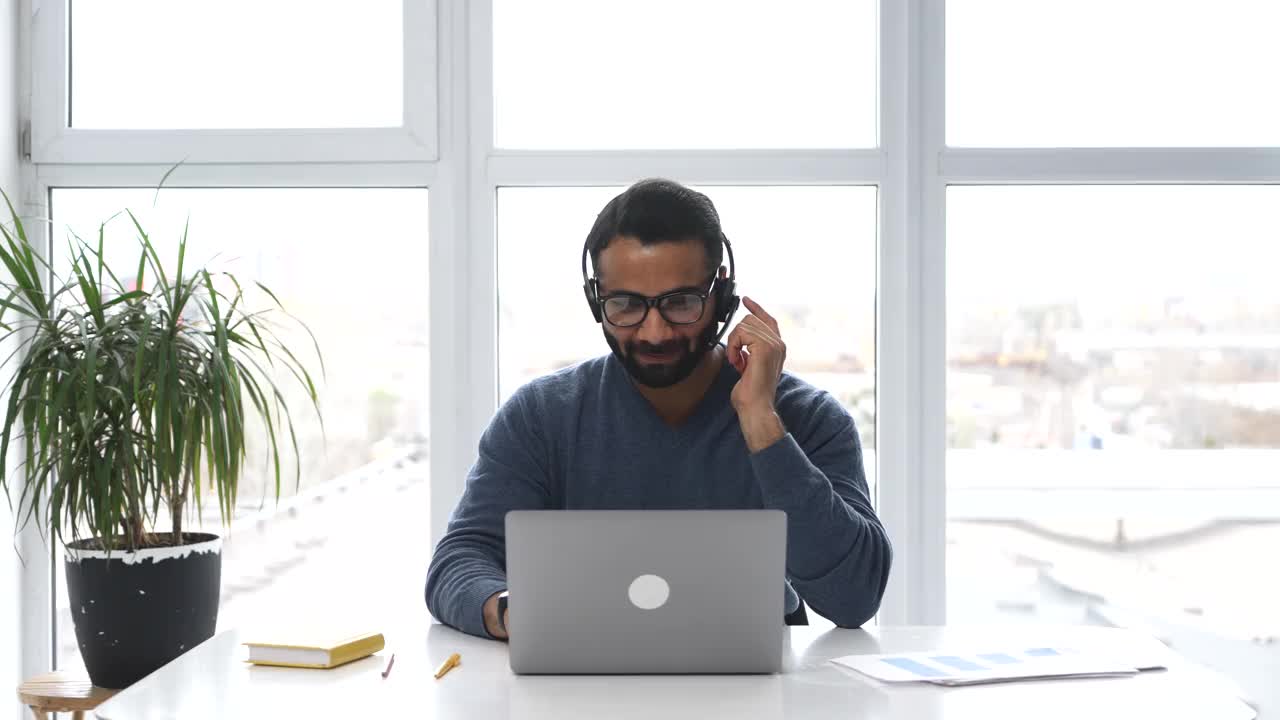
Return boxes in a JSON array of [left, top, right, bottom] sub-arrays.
[[628, 574, 670, 610]]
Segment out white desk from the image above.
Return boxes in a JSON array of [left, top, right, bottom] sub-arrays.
[[94, 623, 1255, 720]]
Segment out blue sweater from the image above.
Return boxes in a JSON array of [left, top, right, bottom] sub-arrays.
[[424, 353, 892, 638]]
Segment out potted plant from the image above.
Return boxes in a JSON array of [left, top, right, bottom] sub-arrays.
[[0, 191, 321, 688]]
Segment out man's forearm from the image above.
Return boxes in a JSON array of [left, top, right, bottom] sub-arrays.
[[424, 538, 510, 639], [739, 407, 786, 453], [746, 431, 892, 626]]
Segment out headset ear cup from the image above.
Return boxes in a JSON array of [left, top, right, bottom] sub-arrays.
[[723, 294, 740, 324], [716, 279, 739, 323], [583, 281, 603, 323]]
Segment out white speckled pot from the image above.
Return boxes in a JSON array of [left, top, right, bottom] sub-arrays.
[[64, 532, 222, 688]]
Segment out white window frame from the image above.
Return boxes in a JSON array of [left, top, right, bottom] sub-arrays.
[[20, 0, 1280, 691], [29, 0, 438, 163]]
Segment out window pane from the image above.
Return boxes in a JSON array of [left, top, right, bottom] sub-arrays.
[[947, 186, 1280, 709], [497, 185, 877, 458], [51, 188, 429, 673], [493, 0, 878, 149], [70, 1, 403, 129], [947, 0, 1280, 147]]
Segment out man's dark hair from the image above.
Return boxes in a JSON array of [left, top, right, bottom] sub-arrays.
[[584, 178, 724, 278]]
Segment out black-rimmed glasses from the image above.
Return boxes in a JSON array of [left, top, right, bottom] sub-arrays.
[[599, 278, 715, 328]]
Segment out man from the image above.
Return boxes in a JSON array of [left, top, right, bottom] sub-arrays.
[[425, 178, 891, 640]]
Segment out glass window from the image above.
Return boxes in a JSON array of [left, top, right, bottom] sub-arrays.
[[497, 185, 878, 458], [946, 185, 1280, 701], [947, 0, 1280, 147], [50, 188, 430, 672], [69, 0, 404, 129], [493, 0, 878, 149]]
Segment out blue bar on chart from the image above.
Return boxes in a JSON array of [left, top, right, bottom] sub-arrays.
[[880, 657, 948, 678], [930, 656, 987, 672]]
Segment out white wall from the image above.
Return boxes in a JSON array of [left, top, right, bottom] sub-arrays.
[[1, 0, 22, 717]]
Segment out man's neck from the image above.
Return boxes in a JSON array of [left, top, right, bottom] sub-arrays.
[[634, 346, 725, 427]]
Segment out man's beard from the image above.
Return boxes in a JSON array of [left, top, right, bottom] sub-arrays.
[[605, 323, 719, 389]]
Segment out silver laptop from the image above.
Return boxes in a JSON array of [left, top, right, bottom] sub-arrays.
[[505, 510, 786, 674]]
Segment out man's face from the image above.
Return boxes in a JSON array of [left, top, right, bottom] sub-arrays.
[[595, 236, 720, 388]]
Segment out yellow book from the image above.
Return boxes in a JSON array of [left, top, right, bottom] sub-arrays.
[[243, 630, 385, 669]]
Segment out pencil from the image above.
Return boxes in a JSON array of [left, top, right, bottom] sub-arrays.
[[434, 652, 461, 679]]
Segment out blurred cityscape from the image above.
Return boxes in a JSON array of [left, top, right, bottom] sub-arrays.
[[950, 296, 1280, 451]]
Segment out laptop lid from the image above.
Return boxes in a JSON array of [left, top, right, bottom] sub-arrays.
[[505, 510, 786, 674]]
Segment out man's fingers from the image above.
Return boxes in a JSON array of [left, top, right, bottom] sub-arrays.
[[727, 323, 745, 354], [726, 324, 748, 371], [736, 315, 781, 343], [733, 318, 782, 347], [738, 314, 781, 343], [742, 296, 779, 334], [729, 323, 770, 369]]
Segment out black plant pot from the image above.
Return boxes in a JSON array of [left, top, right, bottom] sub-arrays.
[[64, 532, 222, 689]]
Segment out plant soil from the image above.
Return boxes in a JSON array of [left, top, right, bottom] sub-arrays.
[[66, 532, 217, 551]]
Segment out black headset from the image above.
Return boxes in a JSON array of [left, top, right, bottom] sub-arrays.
[[581, 233, 740, 347]]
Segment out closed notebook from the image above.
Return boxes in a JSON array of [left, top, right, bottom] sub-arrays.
[[243, 631, 385, 669]]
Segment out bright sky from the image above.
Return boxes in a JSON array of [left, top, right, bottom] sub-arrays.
[[71, 0, 1280, 146], [948, 186, 1280, 304], [947, 0, 1280, 147], [492, 0, 878, 149], [70, 0, 403, 129]]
